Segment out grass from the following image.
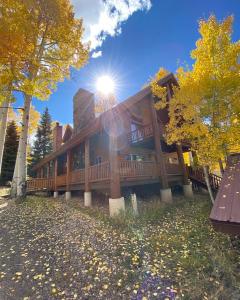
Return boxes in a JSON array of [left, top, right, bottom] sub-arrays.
[[72, 193, 240, 299], [0, 192, 239, 299]]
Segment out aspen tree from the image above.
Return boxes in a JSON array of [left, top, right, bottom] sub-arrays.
[[0, 0, 88, 199], [152, 16, 240, 202]]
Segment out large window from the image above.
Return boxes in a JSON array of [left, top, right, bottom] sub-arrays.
[[72, 143, 85, 170], [57, 154, 67, 175], [49, 161, 54, 177], [125, 154, 144, 161]]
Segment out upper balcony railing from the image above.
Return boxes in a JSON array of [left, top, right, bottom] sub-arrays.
[[127, 124, 153, 144]]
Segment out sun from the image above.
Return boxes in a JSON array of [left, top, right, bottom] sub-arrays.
[[96, 75, 115, 95]]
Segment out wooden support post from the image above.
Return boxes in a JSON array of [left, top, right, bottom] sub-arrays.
[[54, 158, 58, 190], [53, 158, 59, 198], [176, 143, 193, 198], [85, 139, 90, 192], [66, 150, 71, 191], [109, 125, 125, 216], [65, 150, 71, 200], [109, 134, 121, 199], [150, 97, 169, 189], [84, 138, 92, 206], [176, 143, 189, 185]]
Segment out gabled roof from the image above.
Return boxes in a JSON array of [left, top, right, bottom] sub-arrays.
[[33, 73, 177, 170]]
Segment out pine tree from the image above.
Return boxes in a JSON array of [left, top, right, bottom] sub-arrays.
[[0, 121, 19, 184], [30, 108, 53, 175]]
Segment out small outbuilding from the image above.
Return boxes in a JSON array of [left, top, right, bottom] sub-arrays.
[[210, 153, 240, 235]]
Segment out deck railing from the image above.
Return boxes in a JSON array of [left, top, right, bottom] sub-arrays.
[[27, 160, 184, 191], [70, 169, 85, 184], [188, 166, 222, 191], [27, 178, 54, 191], [56, 174, 67, 187], [128, 124, 153, 144], [120, 160, 157, 178], [89, 161, 110, 182]]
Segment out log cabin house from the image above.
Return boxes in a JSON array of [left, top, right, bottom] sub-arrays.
[[28, 73, 193, 216]]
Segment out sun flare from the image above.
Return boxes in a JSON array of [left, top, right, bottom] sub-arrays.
[[96, 75, 115, 95]]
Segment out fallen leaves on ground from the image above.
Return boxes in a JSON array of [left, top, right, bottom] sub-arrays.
[[0, 195, 239, 299]]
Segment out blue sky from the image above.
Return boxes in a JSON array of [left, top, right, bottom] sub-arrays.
[[16, 0, 240, 125]]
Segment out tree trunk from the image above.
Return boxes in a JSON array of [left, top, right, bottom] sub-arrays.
[[11, 154, 19, 198], [0, 102, 9, 176], [203, 165, 214, 204], [16, 94, 32, 199], [218, 158, 224, 176]]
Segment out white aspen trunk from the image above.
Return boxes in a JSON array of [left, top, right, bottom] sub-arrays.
[[16, 94, 32, 199], [0, 101, 9, 176], [0, 106, 3, 123], [203, 165, 214, 204], [10, 154, 19, 198]]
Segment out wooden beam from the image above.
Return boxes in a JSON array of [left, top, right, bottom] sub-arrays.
[[85, 139, 90, 192], [150, 97, 169, 189], [176, 143, 189, 185]]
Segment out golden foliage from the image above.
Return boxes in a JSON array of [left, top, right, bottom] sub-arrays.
[[0, 0, 89, 103], [152, 15, 240, 167], [150, 67, 169, 110], [8, 106, 40, 136]]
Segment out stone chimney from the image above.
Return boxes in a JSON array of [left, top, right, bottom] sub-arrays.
[[52, 122, 63, 151], [73, 88, 95, 135]]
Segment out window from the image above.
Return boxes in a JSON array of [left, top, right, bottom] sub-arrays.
[[72, 144, 85, 170], [125, 154, 145, 161], [95, 156, 102, 164], [130, 122, 143, 143]]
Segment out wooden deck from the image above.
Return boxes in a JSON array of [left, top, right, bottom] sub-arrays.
[[27, 160, 183, 192]]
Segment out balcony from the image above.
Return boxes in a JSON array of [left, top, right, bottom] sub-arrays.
[[127, 124, 153, 144]]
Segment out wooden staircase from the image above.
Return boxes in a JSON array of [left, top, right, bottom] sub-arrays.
[[187, 166, 222, 192]]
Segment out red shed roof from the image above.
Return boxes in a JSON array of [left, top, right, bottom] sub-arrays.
[[210, 153, 240, 235]]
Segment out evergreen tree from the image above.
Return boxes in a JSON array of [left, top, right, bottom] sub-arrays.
[[0, 121, 19, 184], [30, 108, 53, 174]]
